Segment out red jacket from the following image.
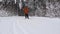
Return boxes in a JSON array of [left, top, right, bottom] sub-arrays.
[[23, 7, 29, 14]]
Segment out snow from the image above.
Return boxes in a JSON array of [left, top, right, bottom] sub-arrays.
[[0, 16, 60, 34]]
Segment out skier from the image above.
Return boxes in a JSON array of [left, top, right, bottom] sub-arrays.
[[23, 6, 29, 19]]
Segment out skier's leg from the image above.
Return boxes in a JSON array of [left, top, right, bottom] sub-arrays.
[[25, 14, 27, 18], [26, 14, 29, 19]]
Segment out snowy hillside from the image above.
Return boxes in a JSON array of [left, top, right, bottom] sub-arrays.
[[0, 16, 60, 34]]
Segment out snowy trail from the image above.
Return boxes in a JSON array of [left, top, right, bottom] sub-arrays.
[[0, 16, 60, 34]]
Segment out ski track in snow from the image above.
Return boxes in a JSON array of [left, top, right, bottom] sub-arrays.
[[0, 16, 60, 34]]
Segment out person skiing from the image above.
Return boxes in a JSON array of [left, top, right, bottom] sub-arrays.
[[23, 6, 29, 19]]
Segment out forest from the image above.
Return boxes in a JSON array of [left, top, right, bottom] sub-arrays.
[[0, 0, 60, 17]]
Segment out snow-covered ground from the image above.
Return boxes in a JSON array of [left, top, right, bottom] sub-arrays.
[[0, 16, 60, 34]]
